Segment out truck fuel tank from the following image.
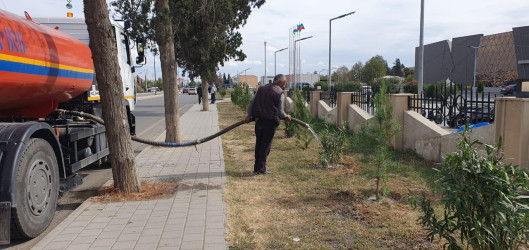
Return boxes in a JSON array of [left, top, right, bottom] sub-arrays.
[[0, 10, 94, 118]]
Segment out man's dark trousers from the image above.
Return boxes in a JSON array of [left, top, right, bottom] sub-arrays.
[[254, 118, 278, 173]]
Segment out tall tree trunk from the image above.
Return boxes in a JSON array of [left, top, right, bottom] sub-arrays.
[[201, 79, 210, 111], [155, 0, 181, 142], [83, 0, 140, 192]]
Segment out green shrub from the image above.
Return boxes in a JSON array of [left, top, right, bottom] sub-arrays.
[[355, 82, 400, 199], [230, 84, 252, 111], [335, 82, 362, 92], [218, 87, 227, 98], [292, 90, 313, 149], [313, 81, 328, 91], [411, 129, 529, 249], [403, 80, 418, 94], [372, 78, 399, 94], [478, 82, 485, 93], [319, 122, 347, 166]]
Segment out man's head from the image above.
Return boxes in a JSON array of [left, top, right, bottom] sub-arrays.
[[273, 74, 287, 89]]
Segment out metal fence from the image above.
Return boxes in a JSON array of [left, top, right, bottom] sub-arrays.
[[320, 89, 337, 108], [351, 86, 378, 114], [408, 85, 498, 128]]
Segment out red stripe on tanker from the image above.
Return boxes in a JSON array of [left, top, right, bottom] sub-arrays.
[[0, 9, 94, 119]]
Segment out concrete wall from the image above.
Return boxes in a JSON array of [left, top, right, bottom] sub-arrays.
[[416, 123, 496, 162], [337, 92, 353, 127], [402, 111, 451, 154], [285, 97, 294, 113], [495, 97, 529, 169], [348, 104, 375, 133], [317, 100, 337, 124], [310, 91, 322, 118]]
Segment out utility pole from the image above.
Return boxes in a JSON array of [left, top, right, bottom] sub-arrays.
[[418, 0, 425, 94], [264, 41, 267, 85], [328, 11, 355, 91]]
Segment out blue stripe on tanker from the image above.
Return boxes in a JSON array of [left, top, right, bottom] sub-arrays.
[[0, 59, 93, 80]]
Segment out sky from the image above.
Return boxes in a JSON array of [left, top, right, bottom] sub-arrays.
[[3, 0, 529, 81]]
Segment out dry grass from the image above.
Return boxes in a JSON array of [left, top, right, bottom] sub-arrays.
[[92, 181, 176, 203], [218, 102, 444, 249]]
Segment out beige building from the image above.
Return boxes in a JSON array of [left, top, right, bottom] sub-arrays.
[[235, 75, 259, 88]]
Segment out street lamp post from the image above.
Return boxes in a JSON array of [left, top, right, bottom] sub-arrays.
[[275, 47, 288, 76], [295, 36, 313, 89], [328, 11, 355, 91], [469, 45, 486, 94]]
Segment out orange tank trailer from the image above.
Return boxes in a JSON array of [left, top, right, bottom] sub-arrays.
[[0, 10, 93, 118]]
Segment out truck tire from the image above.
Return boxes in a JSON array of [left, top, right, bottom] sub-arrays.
[[11, 138, 59, 239]]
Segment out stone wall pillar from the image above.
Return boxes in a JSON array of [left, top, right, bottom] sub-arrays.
[[310, 91, 322, 120], [337, 92, 353, 127], [495, 97, 529, 169], [388, 94, 414, 151]]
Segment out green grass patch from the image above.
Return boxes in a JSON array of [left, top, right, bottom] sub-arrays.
[[218, 102, 443, 249]]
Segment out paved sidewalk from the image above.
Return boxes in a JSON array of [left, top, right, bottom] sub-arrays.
[[34, 103, 228, 250]]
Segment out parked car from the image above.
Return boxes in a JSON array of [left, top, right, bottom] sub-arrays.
[[182, 87, 189, 94], [147, 87, 160, 92], [501, 84, 516, 96], [188, 87, 197, 95]]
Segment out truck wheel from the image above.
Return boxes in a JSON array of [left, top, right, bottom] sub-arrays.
[[11, 138, 59, 239]]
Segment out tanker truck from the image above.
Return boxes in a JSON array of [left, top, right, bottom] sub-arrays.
[[0, 10, 144, 243]]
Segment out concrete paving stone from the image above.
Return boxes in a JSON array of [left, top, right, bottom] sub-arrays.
[[137, 204, 156, 211], [91, 237, 117, 247], [65, 243, 92, 250], [185, 219, 205, 227], [179, 241, 203, 250], [126, 219, 147, 228], [106, 202, 124, 207], [92, 217, 114, 223], [102, 206, 121, 212], [148, 215, 169, 223], [88, 203, 106, 210], [203, 244, 227, 250], [158, 238, 180, 247], [111, 241, 137, 250], [181, 233, 204, 242], [85, 222, 108, 229], [71, 235, 98, 245], [136, 235, 160, 244], [206, 205, 225, 211], [121, 226, 144, 234], [153, 204, 172, 211], [78, 228, 103, 237], [144, 221, 165, 229], [205, 221, 224, 229], [97, 230, 121, 239], [133, 209, 152, 215], [51, 233, 78, 241], [44, 240, 72, 249], [134, 243, 158, 250], [141, 227, 163, 236], [97, 211, 117, 217], [108, 218, 130, 225], [187, 209, 206, 216], [183, 226, 204, 234], [115, 212, 134, 219], [129, 214, 150, 221], [80, 210, 100, 216], [102, 224, 126, 232], [205, 228, 225, 236], [86, 247, 111, 250], [160, 230, 183, 239], [206, 210, 225, 217], [163, 223, 185, 232], [204, 235, 226, 245], [116, 233, 140, 242], [68, 220, 90, 228]]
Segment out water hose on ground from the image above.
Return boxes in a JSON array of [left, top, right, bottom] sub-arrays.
[[55, 109, 309, 147]]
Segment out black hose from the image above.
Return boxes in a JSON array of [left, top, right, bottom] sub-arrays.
[[55, 109, 309, 147]]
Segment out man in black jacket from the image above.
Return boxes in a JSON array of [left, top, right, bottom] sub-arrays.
[[244, 74, 291, 174]]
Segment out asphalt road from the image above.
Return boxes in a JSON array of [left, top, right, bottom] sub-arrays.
[[5, 93, 198, 249]]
